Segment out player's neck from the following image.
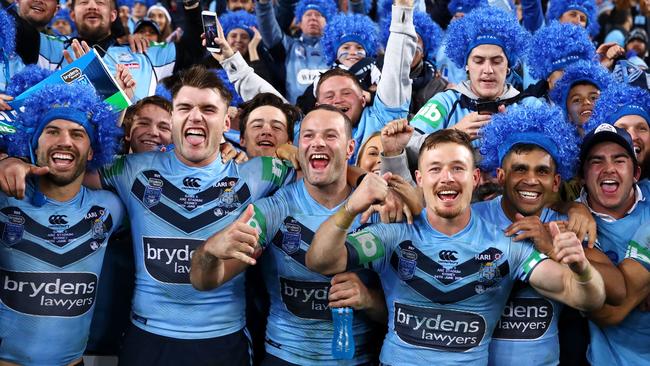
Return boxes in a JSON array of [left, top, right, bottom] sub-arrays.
[[38, 175, 84, 203], [500, 197, 542, 223], [425, 207, 471, 236], [305, 178, 351, 209]]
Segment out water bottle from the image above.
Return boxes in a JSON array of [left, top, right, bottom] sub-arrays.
[[331, 307, 355, 359]]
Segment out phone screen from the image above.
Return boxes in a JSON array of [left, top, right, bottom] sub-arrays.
[[202, 13, 219, 51]]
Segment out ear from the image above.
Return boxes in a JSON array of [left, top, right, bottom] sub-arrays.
[[346, 139, 356, 160], [635, 163, 642, 182], [110, 7, 117, 23], [552, 173, 561, 193], [415, 169, 423, 188], [224, 114, 231, 132], [87, 147, 94, 162], [472, 167, 481, 189], [496, 168, 506, 186]]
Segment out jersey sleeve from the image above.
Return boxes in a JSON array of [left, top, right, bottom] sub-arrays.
[[101, 191, 126, 235], [510, 239, 549, 282], [345, 223, 399, 273], [243, 157, 296, 198], [98, 154, 141, 201], [625, 224, 650, 272], [248, 193, 289, 251], [409, 91, 455, 135], [38, 34, 66, 70]]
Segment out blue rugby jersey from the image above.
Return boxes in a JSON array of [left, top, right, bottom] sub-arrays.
[[473, 196, 564, 366], [99, 151, 294, 339], [344, 209, 547, 365], [0, 183, 124, 365], [249, 179, 378, 365]]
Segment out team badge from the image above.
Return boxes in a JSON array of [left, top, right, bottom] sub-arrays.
[[143, 178, 163, 208], [215, 188, 239, 209], [398, 249, 417, 281], [91, 218, 106, 239], [2, 222, 24, 244], [282, 221, 301, 255], [478, 262, 501, 286]]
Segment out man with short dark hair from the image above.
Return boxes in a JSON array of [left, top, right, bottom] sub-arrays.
[[122, 95, 173, 154]]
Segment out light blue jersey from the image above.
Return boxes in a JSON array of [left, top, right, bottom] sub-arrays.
[[586, 188, 650, 366], [37, 35, 176, 101], [473, 196, 563, 366], [1, 54, 25, 93], [344, 209, 547, 365], [250, 179, 379, 365], [99, 151, 294, 339], [0, 183, 124, 365]]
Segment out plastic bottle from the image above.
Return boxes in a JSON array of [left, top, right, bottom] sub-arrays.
[[331, 307, 355, 359]]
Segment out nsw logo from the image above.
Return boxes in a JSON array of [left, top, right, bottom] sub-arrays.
[[398, 249, 418, 281], [282, 221, 302, 255], [143, 178, 163, 208], [182, 177, 202, 188], [48, 215, 69, 225]]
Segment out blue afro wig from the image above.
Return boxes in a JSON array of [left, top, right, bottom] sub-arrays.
[[219, 10, 257, 39], [6, 65, 53, 97], [444, 6, 529, 68], [546, 0, 599, 37], [8, 83, 123, 170], [295, 0, 337, 22], [480, 104, 580, 180], [447, 0, 487, 14], [0, 7, 16, 56], [215, 69, 244, 107], [585, 82, 650, 134], [526, 21, 596, 81], [321, 13, 378, 64], [380, 11, 442, 63], [549, 60, 612, 120]]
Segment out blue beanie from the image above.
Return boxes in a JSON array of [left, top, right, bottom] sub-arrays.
[[8, 84, 122, 170], [295, 0, 337, 21], [546, 0, 599, 37], [447, 0, 488, 14], [480, 104, 580, 180], [0, 7, 16, 56], [585, 82, 650, 133], [220, 10, 257, 39], [215, 69, 244, 107], [49, 8, 77, 35], [444, 6, 529, 68], [321, 13, 378, 64], [526, 21, 596, 81], [549, 60, 612, 120], [380, 11, 442, 63]]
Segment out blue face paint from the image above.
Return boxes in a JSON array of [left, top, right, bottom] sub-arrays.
[[336, 48, 366, 63]]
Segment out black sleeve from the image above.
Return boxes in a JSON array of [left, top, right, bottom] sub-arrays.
[[173, 4, 206, 72], [4, 3, 40, 65]]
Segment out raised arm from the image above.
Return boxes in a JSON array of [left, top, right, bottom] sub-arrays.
[[528, 222, 605, 312], [256, 0, 287, 49], [376, 0, 417, 108]]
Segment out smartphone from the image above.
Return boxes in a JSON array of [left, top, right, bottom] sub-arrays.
[[202, 11, 220, 53], [476, 100, 500, 115]]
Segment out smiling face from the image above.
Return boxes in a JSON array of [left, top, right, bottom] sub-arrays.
[[17, 0, 59, 28], [316, 75, 365, 124], [498, 147, 560, 217], [614, 115, 650, 165], [583, 141, 640, 218], [227, 28, 251, 56], [172, 86, 230, 167], [148, 8, 168, 30], [126, 103, 172, 153], [299, 9, 326, 37], [357, 134, 382, 174], [71, 0, 117, 41], [298, 109, 354, 188], [336, 41, 366, 67], [466, 44, 508, 100], [416, 142, 479, 220], [240, 105, 289, 157], [35, 119, 93, 186], [567, 83, 600, 128]]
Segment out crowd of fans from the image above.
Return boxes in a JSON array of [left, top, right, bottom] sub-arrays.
[[1, 0, 650, 365]]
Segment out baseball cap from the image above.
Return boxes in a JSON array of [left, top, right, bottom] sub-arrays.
[[134, 18, 161, 35], [580, 123, 638, 168], [626, 28, 648, 46]]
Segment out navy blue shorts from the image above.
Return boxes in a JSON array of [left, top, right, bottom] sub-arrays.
[[118, 323, 252, 366]]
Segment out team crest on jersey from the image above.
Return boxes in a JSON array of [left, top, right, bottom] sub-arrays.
[[91, 218, 106, 240], [2, 222, 24, 244], [398, 249, 418, 280], [215, 188, 239, 209], [478, 262, 501, 286], [282, 221, 302, 255], [143, 178, 163, 208]]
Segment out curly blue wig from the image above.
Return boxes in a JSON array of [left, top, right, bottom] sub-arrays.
[[380, 11, 442, 63], [546, 0, 599, 37], [447, 0, 487, 15], [321, 13, 378, 64], [8, 83, 122, 170], [549, 60, 612, 120], [444, 6, 529, 68], [526, 21, 596, 81], [585, 82, 650, 133], [215, 69, 244, 107], [0, 7, 16, 56], [480, 104, 580, 180], [220, 10, 257, 39], [295, 0, 337, 22], [6, 65, 53, 97]]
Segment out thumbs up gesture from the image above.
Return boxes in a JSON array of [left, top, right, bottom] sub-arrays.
[[549, 221, 588, 275], [204, 204, 260, 266]]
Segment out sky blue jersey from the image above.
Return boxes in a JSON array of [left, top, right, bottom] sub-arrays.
[[249, 179, 380, 365], [473, 196, 564, 366], [99, 151, 294, 339], [0, 183, 124, 365], [344, 209, 547, 365]]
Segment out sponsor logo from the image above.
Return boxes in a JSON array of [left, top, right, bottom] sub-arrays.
[[0, 269, 97, 316], [282, 220, 301, 255], [394, 303, 486, 352], [438, 250, 458, 262], [280, 277, 331, 320], [143, 237, 203, 283], [493, 297, 553, 340], [182, 177, 202, 188], [61, 67, 82, 83], [398, 249, 417, 281], [48, 215, 69, 225]]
